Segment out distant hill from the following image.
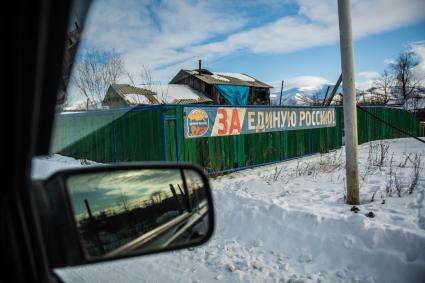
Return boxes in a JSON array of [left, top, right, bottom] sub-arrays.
[[271, 84, 343, 106]]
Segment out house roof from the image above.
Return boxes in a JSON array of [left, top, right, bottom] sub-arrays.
[[143, 84, 213, 104], [169, 69, 272, 88], [173, 98, 212, 104], [108, 84, 160, 104]]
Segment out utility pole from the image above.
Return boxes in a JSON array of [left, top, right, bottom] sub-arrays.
[[338, 0, 360, 205], [279, 80, 284, 106]]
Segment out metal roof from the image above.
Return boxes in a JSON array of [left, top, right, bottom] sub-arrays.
[[109, 84, 160, 104], [172, 97, 213, 104], [169, 69, 272, 88]]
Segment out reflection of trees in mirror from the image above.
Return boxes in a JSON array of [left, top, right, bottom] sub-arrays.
[[117, 190, 130, 212], [77, 182, 189, 257], [184, 170, 207, 211]]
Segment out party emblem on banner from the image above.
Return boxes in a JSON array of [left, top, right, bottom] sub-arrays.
[[187, 109, 209, 137]]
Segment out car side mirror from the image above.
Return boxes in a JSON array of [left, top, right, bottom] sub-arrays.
[[35, 163, 214, 267]]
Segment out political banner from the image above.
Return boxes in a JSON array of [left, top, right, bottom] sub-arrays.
[[184, 107, 336, 138]]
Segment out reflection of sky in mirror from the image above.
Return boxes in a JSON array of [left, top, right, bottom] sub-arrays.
[[185, 169, 203, 189], [67, 169, 183, 220]]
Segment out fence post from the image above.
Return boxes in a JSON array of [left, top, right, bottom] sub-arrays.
[[175, 107, 181, 161], [112, 113, 117, 162], [365, 107, 369, 142], [161, 105, 168, 161]]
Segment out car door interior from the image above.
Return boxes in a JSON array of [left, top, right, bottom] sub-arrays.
[[3, 0, 78, 282], [3, 0, 212, 282]]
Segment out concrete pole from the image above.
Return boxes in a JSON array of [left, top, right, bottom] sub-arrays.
[[338, 0, 360, 205]]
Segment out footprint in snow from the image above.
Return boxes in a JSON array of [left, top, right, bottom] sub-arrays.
[[368, 178, 381, 185], [298, 254, 313, 263], [388, 209, 401, 214], [320, 194, 331, 199], [390, 215, 405, 221]]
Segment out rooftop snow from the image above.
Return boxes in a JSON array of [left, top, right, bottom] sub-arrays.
[[215, 72, 255, 82], [123, 93, 152, 105], [144, 84, 211, 104], [211, 73, 230, 82]]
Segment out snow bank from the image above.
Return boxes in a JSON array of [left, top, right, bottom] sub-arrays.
[[47, 138, 425, 282], [31, 154, 100, 180]]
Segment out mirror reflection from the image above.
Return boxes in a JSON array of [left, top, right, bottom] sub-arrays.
[[66, 168, 210, 258]]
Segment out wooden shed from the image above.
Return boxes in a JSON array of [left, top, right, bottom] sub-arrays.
[[102, 84, 160, 109]]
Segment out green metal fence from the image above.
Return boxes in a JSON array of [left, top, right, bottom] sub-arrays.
[[51, 106, 165, 163], [163, 106, 343, 174], [354, 107, 420, 143], [51, 105, 419, 173]]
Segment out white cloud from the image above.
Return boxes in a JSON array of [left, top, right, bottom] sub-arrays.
[[356, 71, 381, 90], [269, 76, 330, 92], [191, 0, 425, 57], [358, 71, 380, 80], [75, 0, 425, 86], [78, 0, 247, 82], [410, 41, 425, 82], [384, 59, 396, 65], [356, 41, 425, 91]]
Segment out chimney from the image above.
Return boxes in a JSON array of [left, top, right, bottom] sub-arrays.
[[198, 59, 202, 75]]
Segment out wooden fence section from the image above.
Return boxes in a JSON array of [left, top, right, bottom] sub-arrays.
[[51, 105, 419, 173]]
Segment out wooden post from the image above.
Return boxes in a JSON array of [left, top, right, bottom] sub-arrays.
[[84, 199, 105, 254], [279, 80, 284, 106], [324, 74, 342, 106], [321, 85, 330, 106]]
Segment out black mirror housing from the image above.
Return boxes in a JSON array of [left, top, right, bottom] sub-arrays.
[[34, 163, 215, 268]]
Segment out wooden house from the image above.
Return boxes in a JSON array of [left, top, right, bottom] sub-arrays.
[[169, 66, 272, 105]]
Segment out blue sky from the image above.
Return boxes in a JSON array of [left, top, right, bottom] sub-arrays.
[[73, 0, 425, 97], [209, 20, 425, 89]]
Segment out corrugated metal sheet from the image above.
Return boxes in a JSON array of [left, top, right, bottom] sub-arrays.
[[172, 97, 213, 104], [166, 106, 343, 173], [170, 70, 272, 88], [51, 107, 165, 162]]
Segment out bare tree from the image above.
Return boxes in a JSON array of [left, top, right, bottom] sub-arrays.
[[371, 70, 393, 105], [139, 65, 153, 91], [150, 191, 165, 205], [125, 70, 137, 87], [117, 190, 130, 212], [390, 51, 421, 104], [310, 90, 323, 106], [297, 90, 322, 106], [139, 65, 169, 103], [73, 49, 125, 109]]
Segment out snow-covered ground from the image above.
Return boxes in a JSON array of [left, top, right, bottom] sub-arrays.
[[33, 138, 425, 283], [32, 154, 101, 180]]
